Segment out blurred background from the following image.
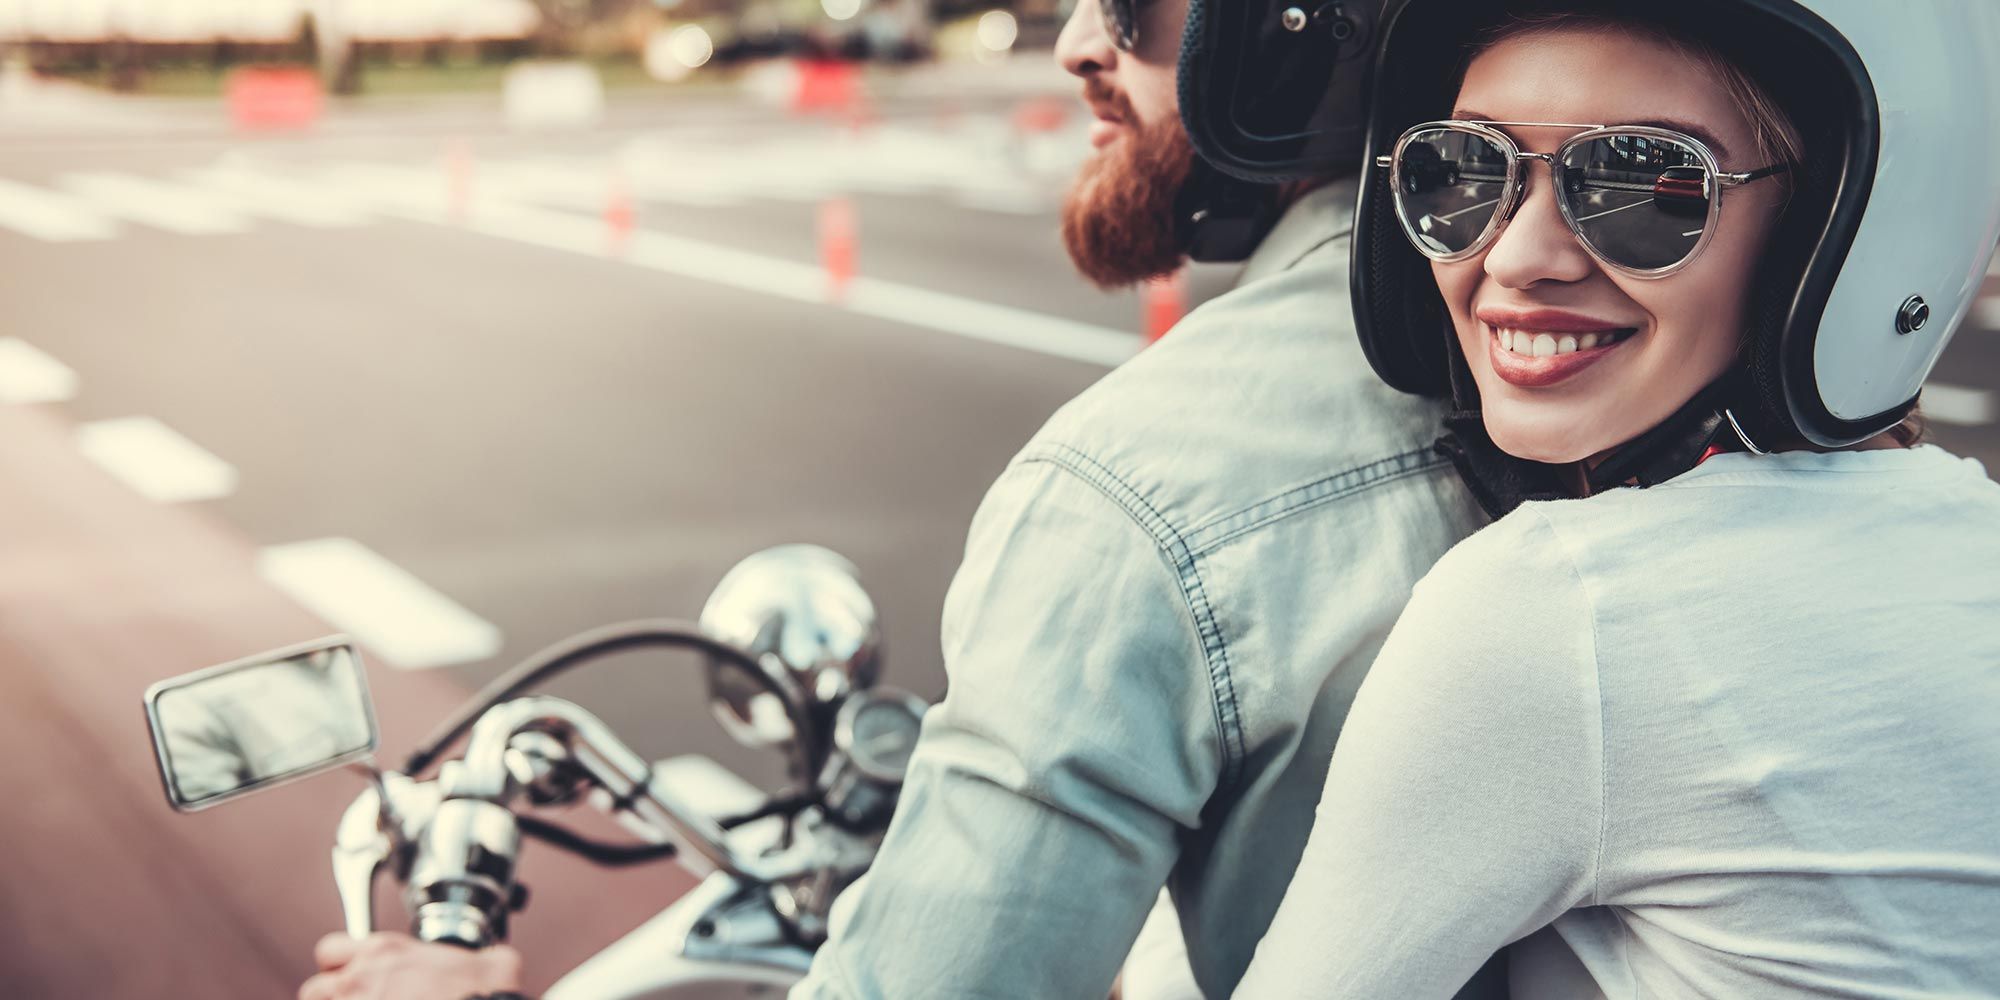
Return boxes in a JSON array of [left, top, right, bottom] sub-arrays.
[[0, 2, 1991, 997]]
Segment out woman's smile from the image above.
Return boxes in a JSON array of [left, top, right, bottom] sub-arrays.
[[1477, 306, 1641, 388]]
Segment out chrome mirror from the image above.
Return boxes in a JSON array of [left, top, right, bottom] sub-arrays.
[[699, 545, 882, 749], [145, 637, 379, 812]]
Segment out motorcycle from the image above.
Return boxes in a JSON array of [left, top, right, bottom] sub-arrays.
[[142, 544, 928, 999]]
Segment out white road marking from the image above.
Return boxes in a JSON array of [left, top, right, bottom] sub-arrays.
[[0, 177, 118, 241], [178, 165, 372, 228], [491, 202, 1141, 367], [60, 172, 254, 235], [1922, 382, 1995, 427], [304, 163, 1142, 368], [0, 337, 78, 403], [1975, 296, 2000, 332], [1575, 197, 1651, 223], [1439, 196, 1503, 223], [74, 415, 238, 503], [955, 186, 1052, 215], [257, 538, 503, 671]]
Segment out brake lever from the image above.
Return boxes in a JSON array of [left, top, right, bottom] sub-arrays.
[[333, 779, 391, 938]]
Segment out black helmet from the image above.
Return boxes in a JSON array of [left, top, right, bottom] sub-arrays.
[[1173, 0, 1394, 260]]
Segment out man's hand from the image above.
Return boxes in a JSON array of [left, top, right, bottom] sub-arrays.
[[299, 931, 523, 1000]]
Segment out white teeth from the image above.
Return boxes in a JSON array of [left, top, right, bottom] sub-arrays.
[[1495, 327, 1625, 357]]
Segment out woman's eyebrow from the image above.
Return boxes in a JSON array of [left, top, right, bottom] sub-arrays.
[[1630, 119, 1733, 161], [1448, 110, 1735, 160]]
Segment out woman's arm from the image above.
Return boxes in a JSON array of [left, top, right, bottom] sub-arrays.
[[1233, 511, 1605, 999]]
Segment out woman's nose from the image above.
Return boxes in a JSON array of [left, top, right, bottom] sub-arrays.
[[1480, 162, 1597, 289]]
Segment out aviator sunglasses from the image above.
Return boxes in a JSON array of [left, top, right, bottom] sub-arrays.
[[1379, 120, 1789, 277], [1088, 0, 1145, 52]]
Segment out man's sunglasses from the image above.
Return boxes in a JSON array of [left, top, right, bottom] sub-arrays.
[[1377, 120, 1789, 278], [1092, 0, 1144, 52]]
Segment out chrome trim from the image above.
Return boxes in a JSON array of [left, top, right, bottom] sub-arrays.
[[1724, 409, 1771, 456], [143, 634, 380, 813], [831, 687, 930, 785], [1896, 295, 1930, 334], [453, 695, 796, 884]]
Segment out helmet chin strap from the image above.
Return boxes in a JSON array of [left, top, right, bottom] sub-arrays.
[[1433, 321, 1750, 518], [1175, 157, 1285, 264]]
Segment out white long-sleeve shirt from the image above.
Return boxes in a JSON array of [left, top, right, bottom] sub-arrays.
[[1236, 446, 2000, 999]]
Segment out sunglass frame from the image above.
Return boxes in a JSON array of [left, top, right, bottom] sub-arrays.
[[1098, 0, 1141, 52], [1377, 120, 1786, 279]]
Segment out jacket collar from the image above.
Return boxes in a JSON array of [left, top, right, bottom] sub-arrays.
[[1236, 176, 1360, 286]]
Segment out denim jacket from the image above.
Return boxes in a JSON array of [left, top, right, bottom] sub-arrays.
[[794, 180, 1489, 999]]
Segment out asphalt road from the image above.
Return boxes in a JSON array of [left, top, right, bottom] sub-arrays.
[[0, 63, 1243, 998], [0, 61, 1994, 999]]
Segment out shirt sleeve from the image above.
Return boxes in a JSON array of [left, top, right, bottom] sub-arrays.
[[795, 458, 1224, 1000], [1121, 890, 1208, 1000], [1231, 509, 1605, 999]]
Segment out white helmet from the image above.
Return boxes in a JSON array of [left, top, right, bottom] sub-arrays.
[[1195, 0, 2000, 509]]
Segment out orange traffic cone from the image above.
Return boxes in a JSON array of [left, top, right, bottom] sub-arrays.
[[820, 197, 857, 303], [604, 167, 636, 256], [446, 138, 473, 224], [1143, 268, 1187, 344]]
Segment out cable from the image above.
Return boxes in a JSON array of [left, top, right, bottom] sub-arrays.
[[516, 815, 679, 867], [716, 790, 816, 830], [400, 619, 813, 779]]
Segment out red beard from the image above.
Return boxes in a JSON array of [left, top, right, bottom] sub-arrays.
[[1061, 86, 1195, 290]]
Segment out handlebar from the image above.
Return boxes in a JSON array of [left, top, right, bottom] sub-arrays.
[[402, 621, 817, 781], [398, 696, 813, 947]]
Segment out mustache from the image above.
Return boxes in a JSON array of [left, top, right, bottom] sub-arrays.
[[1082, 78, 1135, 123]]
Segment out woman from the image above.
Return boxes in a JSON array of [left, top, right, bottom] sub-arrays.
[[1231, 1, 2000, 997]]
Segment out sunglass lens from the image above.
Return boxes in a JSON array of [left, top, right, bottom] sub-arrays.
[[1559, 135, 1711, 271], [1100, 0, 1140, 50], [1394, 128, 1511, 257]]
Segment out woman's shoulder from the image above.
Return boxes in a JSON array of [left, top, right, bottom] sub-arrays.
[[1398, 506, 1599, 674], [1367, 506, 1604, 748], [1420, 503, 1588, 599]]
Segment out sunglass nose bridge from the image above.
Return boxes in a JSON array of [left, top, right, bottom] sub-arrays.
[[1498, 151, 1558, 223]]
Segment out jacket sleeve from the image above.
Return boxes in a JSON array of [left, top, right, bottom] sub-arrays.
[[794, 457, 1224, 1000], [1231, 510, 1604, 999]]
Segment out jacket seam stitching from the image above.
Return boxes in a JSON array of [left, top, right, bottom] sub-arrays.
[[1182, 448, 1451, 556], [1018, 443, 1247, 788]]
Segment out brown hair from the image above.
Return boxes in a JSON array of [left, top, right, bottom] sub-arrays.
[[1476, 8, 1925, 449]]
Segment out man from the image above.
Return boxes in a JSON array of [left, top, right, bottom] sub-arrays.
[[794, 0, 1490, 997], [301, 0, 1491, 995]]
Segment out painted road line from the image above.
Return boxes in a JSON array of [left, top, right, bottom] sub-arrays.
[[60, 172, 255, 236], [299, 161, 1141, 365], [74, 415, 238, 503], [1976, 296, 2000, 332], [440, 199, 1143, 368], [0, 337, 78, 404], [257, 537, 502, 670], [0, 177, 118, 241], [179, 165, 372, 228], [316, 161, 449, 221], [1922, 382, 1996, 427]]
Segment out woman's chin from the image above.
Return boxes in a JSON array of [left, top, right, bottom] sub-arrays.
[[1484, 420, 1601, 466]]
